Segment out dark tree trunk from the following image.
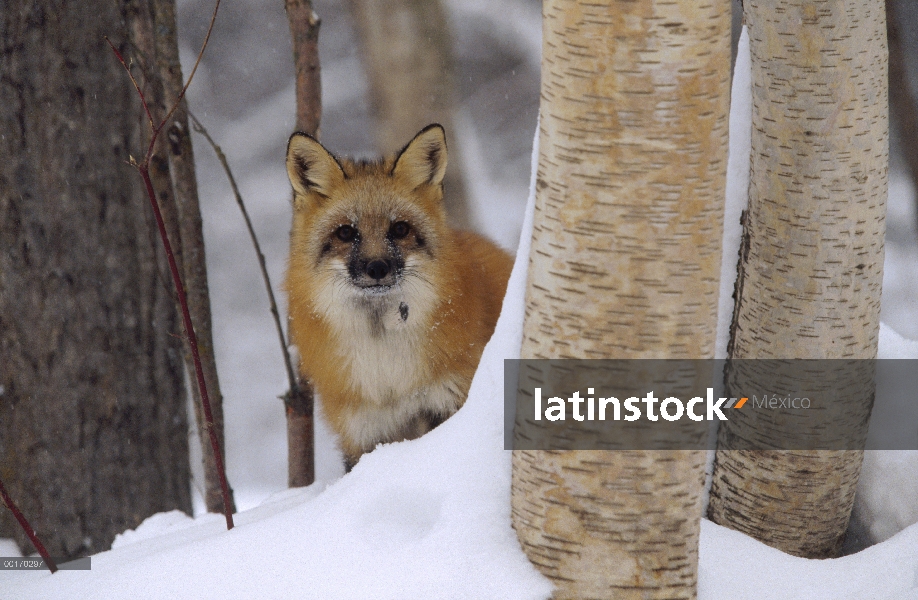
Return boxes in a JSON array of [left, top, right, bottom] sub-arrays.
[[887, 0, 918, 236], [0, 0, 192, 559], [149, 0, 235, 516], [284, 0, 320, 488]]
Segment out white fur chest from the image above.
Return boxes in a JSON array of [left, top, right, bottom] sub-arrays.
[[344, 314, 426, 405], [328, 288, 433, 404], [323, 289, 464, 451]]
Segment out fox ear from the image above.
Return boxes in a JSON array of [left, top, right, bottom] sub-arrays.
[[392, 124, 448, 190], [286, 132, 345, 199]]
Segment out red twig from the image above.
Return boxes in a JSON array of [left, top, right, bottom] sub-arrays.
[[0, 476, 57, 574], [137, 165, 233, 530], [105, 0, 234, 530]]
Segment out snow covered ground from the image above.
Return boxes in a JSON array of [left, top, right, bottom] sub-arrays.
[[3, 3, 918, 598]]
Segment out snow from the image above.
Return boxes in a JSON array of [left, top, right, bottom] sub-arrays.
[[699, 519, 918, 600], [715, 25, 751, 361], [0, 538, 22, 559], [4, 9, 918, 600]]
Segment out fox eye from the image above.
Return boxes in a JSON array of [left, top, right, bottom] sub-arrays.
[[390, 221, 410, 239], [336, 224, 356, 242]]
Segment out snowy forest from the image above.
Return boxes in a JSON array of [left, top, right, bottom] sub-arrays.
[[2, 0, 918, 598]]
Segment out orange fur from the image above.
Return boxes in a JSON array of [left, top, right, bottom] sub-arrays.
[[284, 125, 513, 468]]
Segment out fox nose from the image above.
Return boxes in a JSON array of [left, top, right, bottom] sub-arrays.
[[365, 259, 391, 281]]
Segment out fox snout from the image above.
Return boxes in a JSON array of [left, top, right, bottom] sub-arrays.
[[364, 259, 392, 281], [349, 255, 402, 289]]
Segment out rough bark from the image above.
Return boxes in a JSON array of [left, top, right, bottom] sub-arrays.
[[125, 0, 186, 290], [286, 0, 322, 136], [0, 0, 191, 558], [511, 1, 731, 598], [347, 0, 473, 230], [887, 0, 918, 235], [284, 0, 320, 488], [150, 0, 235, 516], [708, 0, 888, 558]]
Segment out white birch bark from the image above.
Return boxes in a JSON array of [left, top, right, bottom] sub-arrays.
[[708, 0, 888, 558], [512, 1, 731, 597]]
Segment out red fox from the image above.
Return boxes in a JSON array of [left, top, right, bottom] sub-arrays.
[[284, 124, 513, 470]]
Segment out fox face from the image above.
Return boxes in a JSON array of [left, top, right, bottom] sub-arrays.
[[285, 125, 451, 337]]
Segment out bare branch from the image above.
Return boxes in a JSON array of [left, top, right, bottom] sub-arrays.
[[188, 112, 299, 393], [161, 0, 222, 130], [0, 477, 57, 574], [136, 163, 234, 530], [104, 37, 155, 132]]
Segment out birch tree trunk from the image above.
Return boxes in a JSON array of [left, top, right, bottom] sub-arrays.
[[511, 1, 731, 598], [346, 0, 473, 230], [707, 0, 888, 558]]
